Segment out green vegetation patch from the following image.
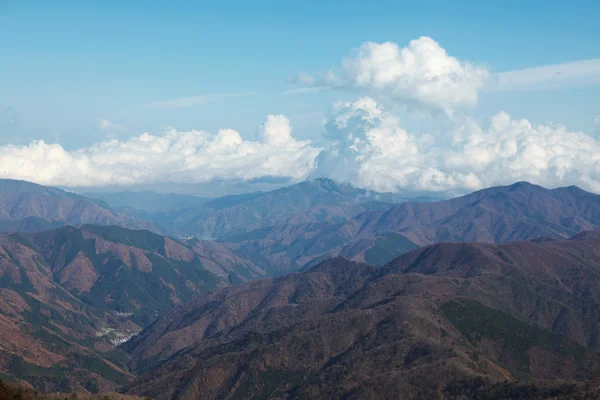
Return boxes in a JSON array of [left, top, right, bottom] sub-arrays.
[[441, 299, 593, 375], [82, 225, 165, 253], [364, 233, 418, 265], [231, 368, 303, 400]]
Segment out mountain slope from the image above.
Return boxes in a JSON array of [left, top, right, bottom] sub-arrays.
[[363, 182, 600, 245], [112, 178, 427, 239], [124, 232, 600, 399], [228, 182, 600, 271], [0, 233, 137, 392], [0, 224, 271, 391], [0, 180, 161, 233], [13, 225, 267, 326]]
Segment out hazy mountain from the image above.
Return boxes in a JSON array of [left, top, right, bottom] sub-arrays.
[[360, 181, 600, 245], [0, 180, 161, 233], [82, 191, 209, 214], [226, 181, 600, 271], [124, 233, 600, 399], [91, 178, 436, 239]]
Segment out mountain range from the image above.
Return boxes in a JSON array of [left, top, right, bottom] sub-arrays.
[[124, 232, 600, 399], [89, 180, 600, 274], [0, 224, 269, 391], [3, 178, 600, 398], [213, 181, 600, 273]]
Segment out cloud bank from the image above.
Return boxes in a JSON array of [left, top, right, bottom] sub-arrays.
[[2, 101, 599, 194], [316, 97, 600, 193], [3, 34, 600, 194], [0, 115, 320, 187]]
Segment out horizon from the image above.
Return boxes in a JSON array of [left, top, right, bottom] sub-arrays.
[[0, 175, 590, 200]]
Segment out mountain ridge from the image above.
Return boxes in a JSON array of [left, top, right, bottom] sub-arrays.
[[123, 231, 600, 399]]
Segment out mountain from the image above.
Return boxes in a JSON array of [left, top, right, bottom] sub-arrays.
[[0, 224, 272, 391], [124, 232, 600, 399], [0, 379, 146, 400], [226, 181, 600, 271], [82, 191, 209, 214], [0, 180, 161, 233], [93, 178, 433, 240], [13, 225, 269, 326], [0, 232, 137, 392], [361, 181, 600, 245]]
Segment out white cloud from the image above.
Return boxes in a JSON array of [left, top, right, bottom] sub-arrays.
[[492, 58, 600, 91], [290, 37, 600, 112], [94, 118, 124, 132], [317, 97, 600, 193], [290, 36, 490, 115], [288, 73, 317, 86], [0, 116, 320, 187], [148, 92, 255, 109], [259, 115, 293, 146], [3, 98, 600, 194]]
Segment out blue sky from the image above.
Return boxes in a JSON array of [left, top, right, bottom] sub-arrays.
[[0, 0, 599, 194]]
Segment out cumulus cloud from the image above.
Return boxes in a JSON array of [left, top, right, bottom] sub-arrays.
[[2, 99, 599, 194], [316, 97, 600, 193], [290, 36, 490, 115], [0, 116, 320, 187], [259, 115, 293, 146]]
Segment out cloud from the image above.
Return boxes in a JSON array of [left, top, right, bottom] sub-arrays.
[[259, 114, 293, 146], [492, 58, 600, 91], [281, 87, 325, 96], [290, 37, 600, 111], [0, 116, 320, 187], [315, 97, 600, 193], [3, 98, 600, 194], [94, 118, 124, 133], [290, 36, 490, 115], [287, 73, 317, 86], [148, 92, 256, 109]]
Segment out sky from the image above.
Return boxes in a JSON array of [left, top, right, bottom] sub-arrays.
[[1, 0, 599, 195]]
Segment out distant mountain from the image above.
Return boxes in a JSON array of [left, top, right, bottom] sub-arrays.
[[226, 181, 600, 271], [124, 233, 600, 399], [83, 191, 209, 214], [74, 181, 600, 276], [0, 180, 161, 233], [359, 181, 600, 245], [90, 178, 435, 239]]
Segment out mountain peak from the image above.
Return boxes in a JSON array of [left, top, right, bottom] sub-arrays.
[[507, 181, 544, 191]]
